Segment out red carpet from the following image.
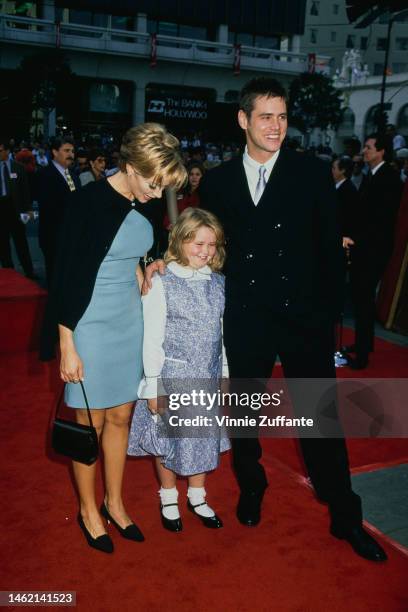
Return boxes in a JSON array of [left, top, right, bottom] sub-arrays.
[[268, 328, 408, 476], [0, 269, 47, 354], [1, 348, 408, 612]]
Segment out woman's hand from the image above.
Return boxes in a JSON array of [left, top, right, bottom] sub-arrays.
[[60, 347, 84, 383], [147, 397, 167, 415], [58, 324, 84, 383], [141, 259, 166, 295]]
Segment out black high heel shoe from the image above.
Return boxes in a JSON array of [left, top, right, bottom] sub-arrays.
[[160, 503, 183, 532], [100, 503, 145, 542], [77, 514, 114, 553], [187, 500, 223, 528]]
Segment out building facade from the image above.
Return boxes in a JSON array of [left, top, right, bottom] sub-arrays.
[[300, 0, 408, 76], [0, 0, 333, 141]]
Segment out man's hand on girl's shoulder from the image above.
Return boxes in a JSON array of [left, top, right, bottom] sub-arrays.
[[141, 259, 167, 295]]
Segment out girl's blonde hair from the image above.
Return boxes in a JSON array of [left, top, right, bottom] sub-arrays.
[[119, 123, 187, 190], [165, 207, 225, 272]]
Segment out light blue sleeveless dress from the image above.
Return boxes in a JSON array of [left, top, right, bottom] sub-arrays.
[[65, 208, 153, 409], [128, 268, 230, 475]]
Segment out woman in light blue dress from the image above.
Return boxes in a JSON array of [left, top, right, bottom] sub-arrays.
[[54, 124, 187, 553]]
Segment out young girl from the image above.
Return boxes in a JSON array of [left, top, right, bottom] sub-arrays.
[[128, 207, 230, 532]]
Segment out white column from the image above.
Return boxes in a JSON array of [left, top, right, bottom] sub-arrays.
[[291, 35, 301, 53], [42, 0, 55, 21], [133, 83, 146, 125], [137, 13, 147, 33], [216, 24, 228, 44]]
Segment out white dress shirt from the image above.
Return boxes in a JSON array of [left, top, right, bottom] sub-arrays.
[[52, 160, 72, 184], [138, 261, 228, 399], [371, 161, 385, 176], [243, 146, 280, 205], [335, 178, 347, 190]]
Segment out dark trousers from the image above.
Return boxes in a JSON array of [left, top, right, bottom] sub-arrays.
[[349, 250, 388, 358], [0, 197, 34, 276], [224, 304, 362, 531]]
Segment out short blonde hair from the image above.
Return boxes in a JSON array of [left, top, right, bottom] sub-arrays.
[[165, 207, 226, 272], [119, 123, 187, 190]]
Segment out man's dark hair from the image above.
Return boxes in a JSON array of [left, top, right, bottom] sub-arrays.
[[239, 77, 288, 117], [336, 156, 353, 179], [366, 132, 393, 161], [50, 137, 74, 154], [0, 139, 10, 150]]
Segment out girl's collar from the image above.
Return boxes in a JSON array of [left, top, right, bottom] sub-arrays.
[[168, 260, 212, 278]]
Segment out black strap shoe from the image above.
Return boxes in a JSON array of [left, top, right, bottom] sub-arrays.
[[236, 489, 266, 527], [160, 503, 183, 532], [331, 525, 387, 562], [187, 500, 223, 528], [100, 503, 144, 542], [77, 514, 114, 553]]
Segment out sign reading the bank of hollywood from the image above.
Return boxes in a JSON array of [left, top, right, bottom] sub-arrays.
[[146, 95, 209, 124]]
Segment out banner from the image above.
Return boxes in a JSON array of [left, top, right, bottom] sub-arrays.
[[233, 43, 241, 76], [150, 33, 157, 68], [55, 20, 61, 48], [308, 53, 316, 74]]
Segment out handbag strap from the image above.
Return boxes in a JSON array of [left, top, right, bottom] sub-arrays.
[[55, 381, 95, 429]]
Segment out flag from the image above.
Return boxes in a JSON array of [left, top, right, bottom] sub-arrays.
[[233, 43, 241, 76], [150, 33, 157, 68]]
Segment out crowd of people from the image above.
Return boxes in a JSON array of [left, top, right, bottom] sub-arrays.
[[3, 76, 407, 564]]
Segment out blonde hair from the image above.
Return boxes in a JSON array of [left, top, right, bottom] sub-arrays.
[[165, 207, 226, 272], [119, 123, 187, 190]]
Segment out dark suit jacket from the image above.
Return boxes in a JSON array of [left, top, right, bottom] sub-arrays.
[[3, 160, 31, 213], [336, 178, 359, 238], [353, 162, 402, 263], [200, 149, 344, 326], [36, 162, 80, 252]]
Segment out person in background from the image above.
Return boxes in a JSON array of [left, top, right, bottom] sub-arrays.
[[350, 155, 368, 192], [35, 148, 49, 168], [331, 156, 359, 251], [72, 149, 89, 179], [37, 137, 79, 286], [346, 133, 403, 369], [0, 139, 36, 279], [79, 149, 106, 187], [386, 124, 406, 152], [105, 150, 120, 177], [163, 162, 204, 230]]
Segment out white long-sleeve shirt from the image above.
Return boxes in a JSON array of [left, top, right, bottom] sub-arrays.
[[138, 261, 228, 399]]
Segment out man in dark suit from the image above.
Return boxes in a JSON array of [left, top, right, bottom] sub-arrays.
[[199, 77, 386, 562], [332, 156, 359, 245], [37, 137, 79, 286], [346, 134, 402, 369], [0, 139, 35, 278]]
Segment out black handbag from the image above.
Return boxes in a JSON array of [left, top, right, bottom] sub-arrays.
[[51, 381, 99, 465]]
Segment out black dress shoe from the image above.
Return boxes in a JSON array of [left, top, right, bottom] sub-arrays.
[[160, 503, 183, 532], [100, 503, 144, 542], [77, 514, 114, 553], [187, 500, 223, 528], [236, 489, 265, 527], [331, 525, 387, 562], [347, 355, 369, 370]]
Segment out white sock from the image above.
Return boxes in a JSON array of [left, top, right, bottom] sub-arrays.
[[159, 487, 180, 521], [187, 486, 215, 518]]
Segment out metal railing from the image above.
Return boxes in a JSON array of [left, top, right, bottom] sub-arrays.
[[0, 14, 331, 75]]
